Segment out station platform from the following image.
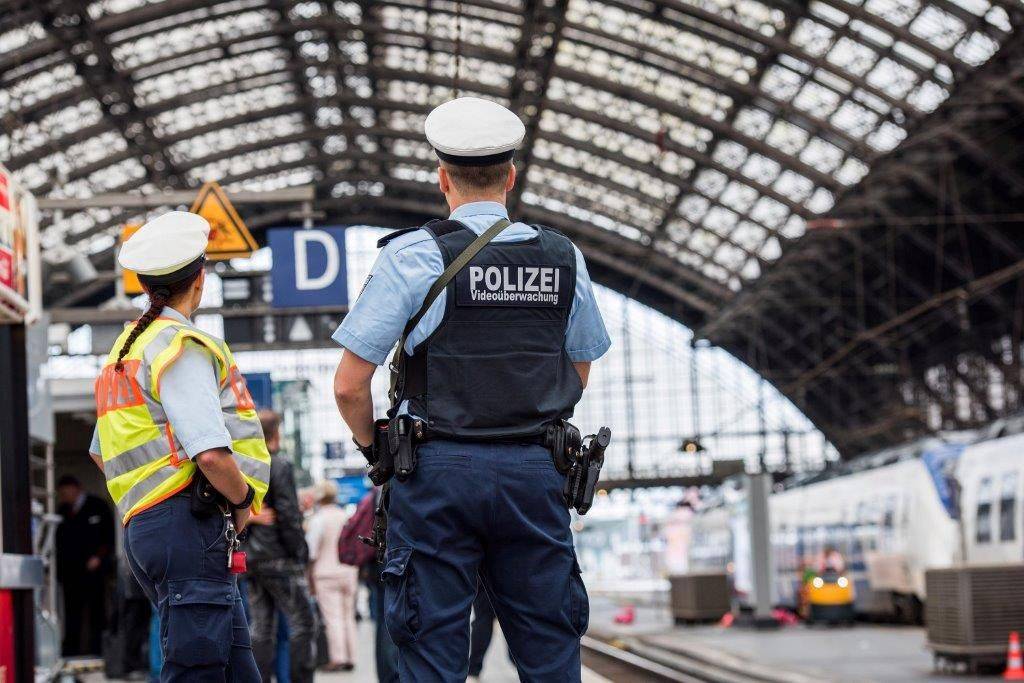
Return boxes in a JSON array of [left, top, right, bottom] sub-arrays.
[[588, 596, 994, 682], [83, 618, 610, 682]]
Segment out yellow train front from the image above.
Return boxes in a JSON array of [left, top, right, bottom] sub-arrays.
[[806, 571, 856, 625]]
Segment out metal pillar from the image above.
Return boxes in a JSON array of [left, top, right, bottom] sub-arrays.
[[746, 472, 777, 629], [0, 323, 37, 678], [620, 298, 636, 482]]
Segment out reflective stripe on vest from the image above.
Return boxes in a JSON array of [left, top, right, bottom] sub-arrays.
[[95, 317, 271, 523]]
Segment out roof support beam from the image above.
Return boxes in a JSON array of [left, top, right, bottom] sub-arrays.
[[505, 0, 570, 215], [34, 0, 188, 188]]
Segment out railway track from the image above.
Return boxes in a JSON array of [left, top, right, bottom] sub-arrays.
[[581, 634, 820, 683]]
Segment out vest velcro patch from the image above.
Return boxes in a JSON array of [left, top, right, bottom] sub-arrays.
[[456, 264, 571, 308]]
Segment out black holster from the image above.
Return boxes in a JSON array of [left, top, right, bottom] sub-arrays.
[[364, 415, 425, 485], [564, 427, 611, 515], [190, 471, 225, 518], [546, 422, 610, 515], [365, 419, 394, 486], [544, 419, 582, 474]]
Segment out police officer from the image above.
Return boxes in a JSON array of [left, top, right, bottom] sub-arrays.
[[88, 211, 271, 681], [333, 97, 611, 681]]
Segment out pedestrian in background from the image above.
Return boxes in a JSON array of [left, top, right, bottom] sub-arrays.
[[55, 475, 115, 657], [306, 481, 359, 671], [244, 410, 316, 683], [468, 585, 504, 682]]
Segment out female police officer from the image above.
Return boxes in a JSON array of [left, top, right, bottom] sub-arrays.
[[88, 211, 271, 681]]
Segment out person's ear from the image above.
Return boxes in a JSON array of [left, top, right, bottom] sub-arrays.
[[193, 269, 206, 303], [505, 164, 516, 193], [438, 165, 451, 194]]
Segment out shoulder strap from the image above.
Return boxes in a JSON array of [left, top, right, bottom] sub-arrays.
[[388, 217, 511, 402]]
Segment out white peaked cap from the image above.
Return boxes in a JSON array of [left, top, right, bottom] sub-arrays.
[[118, 211, 210, 277], [424, 97, 525, 165]]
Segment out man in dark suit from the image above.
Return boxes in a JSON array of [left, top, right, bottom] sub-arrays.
[[56, 475, 115, 656], [243, 410, 316, 683]]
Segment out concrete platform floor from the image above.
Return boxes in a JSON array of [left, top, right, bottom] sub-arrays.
[[84, 618, 609, 682], [587, 597, 995, 682]]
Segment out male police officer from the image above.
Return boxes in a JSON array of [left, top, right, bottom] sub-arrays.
[[332, 97, 610, 681]]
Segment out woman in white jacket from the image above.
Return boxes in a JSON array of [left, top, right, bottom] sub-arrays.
[[307, 481, 360, 672]]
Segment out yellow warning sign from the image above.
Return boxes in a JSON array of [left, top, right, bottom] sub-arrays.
[[120, 224, 144, 294], [190, 181, 258, 260]]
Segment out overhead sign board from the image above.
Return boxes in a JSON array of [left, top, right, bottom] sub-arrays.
[[189, 181, 258, 260], [121, 179, 259, 292], [120, 223, 144, 294], [0, 163, 41, 323], [268, 227, 348, 309]]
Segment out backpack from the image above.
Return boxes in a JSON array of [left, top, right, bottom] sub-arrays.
[[338, 490, 377, 567]]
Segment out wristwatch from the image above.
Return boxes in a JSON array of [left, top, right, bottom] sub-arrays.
[[230, 483, 256, 510], [353, 436, 374, 461]]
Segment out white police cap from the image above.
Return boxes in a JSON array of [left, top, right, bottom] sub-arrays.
[[424, 97, 525, 166], [118, 211, 210, 282]]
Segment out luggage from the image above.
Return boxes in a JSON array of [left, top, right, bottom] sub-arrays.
[[337, 491, 376, 567]]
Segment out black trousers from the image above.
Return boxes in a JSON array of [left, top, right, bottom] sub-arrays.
[[246, 562, 316, 683], [61, 572, 107, 656]]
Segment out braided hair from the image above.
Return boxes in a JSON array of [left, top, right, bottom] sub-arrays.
[[114, 269, 202, 373]]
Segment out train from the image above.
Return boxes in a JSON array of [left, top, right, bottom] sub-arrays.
[[686, 423, 1024, 622]]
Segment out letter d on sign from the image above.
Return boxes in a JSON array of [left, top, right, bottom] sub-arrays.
[[294, 230, 340, 291]]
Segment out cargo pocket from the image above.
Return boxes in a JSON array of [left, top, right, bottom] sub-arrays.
[[164, 579, 234, 667], [381, 547, 420, 645], [569, 556, 589, 637]]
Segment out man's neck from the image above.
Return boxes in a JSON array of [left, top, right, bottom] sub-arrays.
[[446, 195, 506, 213]]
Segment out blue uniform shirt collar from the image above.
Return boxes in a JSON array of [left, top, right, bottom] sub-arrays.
[[161, 305, 191, 324], [449, 201, 509, 227]]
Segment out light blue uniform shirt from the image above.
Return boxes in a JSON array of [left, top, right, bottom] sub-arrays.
[[332, 201, 611, 365], [89, 306, 232, 459]]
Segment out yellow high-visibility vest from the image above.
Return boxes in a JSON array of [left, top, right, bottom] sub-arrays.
[[94, 317, 271, 523]]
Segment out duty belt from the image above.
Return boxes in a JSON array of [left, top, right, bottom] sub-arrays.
[[357, 419, 612, 563], [359, 416, 611, 515]]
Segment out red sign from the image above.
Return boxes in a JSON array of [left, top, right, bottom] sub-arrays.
[[0, 248, 12, 290], [0, 172, 9, 212]]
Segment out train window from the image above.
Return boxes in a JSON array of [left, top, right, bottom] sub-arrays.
[[999, 472, 1018, 542], [883, 495, 897, 529], [976, 476, 994, 544]]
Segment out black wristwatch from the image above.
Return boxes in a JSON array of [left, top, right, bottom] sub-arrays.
[[353, 436, 374, 462], [230, 483, 256, 510]]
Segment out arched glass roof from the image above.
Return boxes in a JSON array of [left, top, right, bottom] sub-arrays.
[[1, 0, 1019, 315]]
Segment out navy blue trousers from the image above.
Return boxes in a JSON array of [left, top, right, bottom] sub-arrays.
[[124, 496, 260, 682], [384, 441, 588, 682]]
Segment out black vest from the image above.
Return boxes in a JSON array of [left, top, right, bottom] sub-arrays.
[[390, 220, 583, 440]]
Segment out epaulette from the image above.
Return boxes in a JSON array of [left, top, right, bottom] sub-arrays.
[[531, 223, 566, 238], [424, 220, 465, 238], [376, 227, 420, 249]]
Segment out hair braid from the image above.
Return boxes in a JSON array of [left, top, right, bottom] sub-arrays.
[[115, 287, 170, 373], [113, 264, 204, 373]]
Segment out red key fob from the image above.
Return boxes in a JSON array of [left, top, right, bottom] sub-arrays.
[[230, 551, 247, 574]]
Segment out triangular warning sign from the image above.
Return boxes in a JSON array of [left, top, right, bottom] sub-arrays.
[[190, 181, 258, 260], [288, 316, 314, 343]]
